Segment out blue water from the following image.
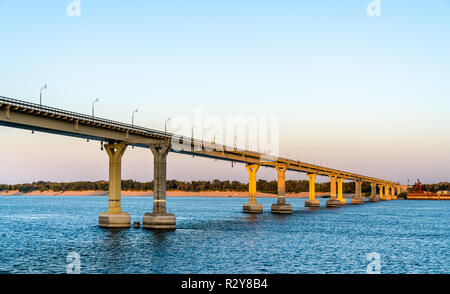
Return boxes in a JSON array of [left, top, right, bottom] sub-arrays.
[[0, 196, 448, 274]]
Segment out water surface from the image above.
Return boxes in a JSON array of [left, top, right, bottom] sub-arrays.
[[0, 196, 448, 273]]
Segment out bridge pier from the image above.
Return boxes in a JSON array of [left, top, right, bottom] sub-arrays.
[[369, 183, 380, 202], [378, 185, 385, 200], [143, 142, 176, 230], [352, 179, 364, 204], [383, 185, 392, 200], [336, 178, 346, 204], [326, 175, 342, 207], [271, 165, 292, 214], [391, 186, 397, 200], [99, 142, 131, 228], [305, 174, 320, 207], [243, 164, 263, 213]]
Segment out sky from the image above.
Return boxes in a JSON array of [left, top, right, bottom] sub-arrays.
[[0, 0, 449, 185]]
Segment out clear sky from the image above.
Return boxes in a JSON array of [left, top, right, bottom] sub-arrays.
[[0, 0, 449, 185]]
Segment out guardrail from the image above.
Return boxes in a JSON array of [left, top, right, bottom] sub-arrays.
[[0, 96, 170, 137], [0, 96, 397, 185]]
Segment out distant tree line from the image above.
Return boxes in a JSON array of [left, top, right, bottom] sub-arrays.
[[0, 179, 396, 194], [414, 182, 450, 193]]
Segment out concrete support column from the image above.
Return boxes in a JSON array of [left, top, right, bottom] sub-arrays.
[[379, 185, 384, 200], [143, 142, 176, 230], [305, 174, 320, 207], [391, 186, 397, 200], [243, 164, 262, 213], [337, 178, 346, 204], [326, 175, 342, 207], [271, 165, 292, 214], [384, 185, 392, 201], [352, 179, 364, 204], [99, 142, 130, 228], [369, 183, 380, 202]]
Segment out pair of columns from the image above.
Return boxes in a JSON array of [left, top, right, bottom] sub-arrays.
[[98, 141, 175, 230], [378, 185, 401, 201], [325, 176, 365, 207], [326, 176, 354, 207], [369, 183, 380, 202], [390, 186, 398, 200], [382, 185, 392, 201], [308, 175, 350, 208], [351, 179, 365, 204], [242, 164, 292, 214]]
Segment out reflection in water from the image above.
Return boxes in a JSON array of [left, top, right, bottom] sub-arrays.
[[244, 213, 260, 223], [103, 228, 128, 248], [0, 196, 448, 273]]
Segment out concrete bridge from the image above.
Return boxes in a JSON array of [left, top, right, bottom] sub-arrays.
[[0, 96, 407, 230]]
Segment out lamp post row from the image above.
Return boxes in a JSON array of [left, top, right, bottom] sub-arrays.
[[38, 86, 209, 147], [38, 85, 143, 128]]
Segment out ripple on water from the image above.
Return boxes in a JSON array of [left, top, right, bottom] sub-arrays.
[[0, 196, 448, 273]]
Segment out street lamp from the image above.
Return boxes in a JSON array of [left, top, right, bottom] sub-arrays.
[[165, 118, 171, 134], [191, 126, 197, 157], [39, 84, 47, 106], [92, 98, 99, 117], [132, 109, 138, 126]]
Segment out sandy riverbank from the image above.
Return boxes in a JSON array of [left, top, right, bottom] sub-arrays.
[[0, 189, 341, 198]]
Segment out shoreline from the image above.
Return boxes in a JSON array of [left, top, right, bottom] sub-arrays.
[[0, 190, 345, 198]]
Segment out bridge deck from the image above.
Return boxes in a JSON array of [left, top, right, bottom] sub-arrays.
[[0, 96, 396, 185]]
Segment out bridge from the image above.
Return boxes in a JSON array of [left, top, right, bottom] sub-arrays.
[[0, 96, 407, 230]]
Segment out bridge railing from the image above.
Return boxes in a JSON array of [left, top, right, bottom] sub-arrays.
[[0, 95, 171, 136], [0, 96, 395, 185], [0, 95, 255, 154]]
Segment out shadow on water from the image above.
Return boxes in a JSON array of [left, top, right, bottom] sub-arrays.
[[101, 228, 129, 249], [147, 230, 174, 249], [244, 213, 260, 223]]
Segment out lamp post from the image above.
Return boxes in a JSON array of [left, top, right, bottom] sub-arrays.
[[92, 98, 99, 117], [132, 109, 138, 126], [191, 126, 197, 157], [39, 84, 47, 106], [165, 118, 171, 134]]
